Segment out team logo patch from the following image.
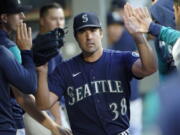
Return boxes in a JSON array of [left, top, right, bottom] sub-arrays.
[[131, 52, 139, 57], [82, 14, 88, 23]]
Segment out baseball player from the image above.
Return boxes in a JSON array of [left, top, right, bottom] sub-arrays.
[[37, 2, 65, 125], [0, 0, 36, 134], [0, 0, 71, 135], [157, 39, 180, 135], [125, 2, 180, 133], [35, 4, 157, 135], [24, 3, 70, 135]]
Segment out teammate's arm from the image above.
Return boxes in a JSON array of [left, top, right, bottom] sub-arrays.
[[124, 4, 157, 78], [35, 64, 59, 110], [33, 69, 61, 124], [49, 102, 62, 125], [128, 5, 180, 46], [12, 87, 71, 135]]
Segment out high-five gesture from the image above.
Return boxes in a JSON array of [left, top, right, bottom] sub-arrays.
[[124, 3, 152, 34], [133, 7, 152, 33], [123, 3, 140, 35], [16, 22, 32, 50], [123, 3, 157, 78]]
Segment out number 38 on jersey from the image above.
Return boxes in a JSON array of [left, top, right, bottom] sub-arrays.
[[109, 98, 127, 121]]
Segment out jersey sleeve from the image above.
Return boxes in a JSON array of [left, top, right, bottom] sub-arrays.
[[159, 26, 180, 46], [0, 46, 37, 94], [122, 51, 140, 79], [8, 46, 22, 64], [48, 64, 66, 100], [149, 22, 180, 46]]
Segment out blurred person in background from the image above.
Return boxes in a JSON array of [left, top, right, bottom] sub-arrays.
[[158, 39, 180, 135], [24, 3, 70, 135], [150, 0, 176, 80], [38, 3, 70, 128], [131, 2, 180, 133], [144, 0, 176, 130], [123, 2, 180, 134]]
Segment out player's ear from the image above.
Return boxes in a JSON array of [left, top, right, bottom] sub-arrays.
[[0, 14, 8, 24], [99, 28, 103, 38], [39, 17, 45, 27]]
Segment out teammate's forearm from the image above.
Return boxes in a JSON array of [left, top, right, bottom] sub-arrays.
[[50, 102, 62, 125], [12, 88, 58, 132], [133, 34, 157, 75], [35, 70, 51, 110]]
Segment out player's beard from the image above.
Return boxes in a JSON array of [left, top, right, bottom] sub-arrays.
[[82, 46, 103, 59], [82, 45, 98, 56]]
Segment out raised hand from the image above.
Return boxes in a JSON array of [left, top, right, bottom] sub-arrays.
[[123, 3, 152, 34], [16, 22, 32, 50], [123, 3, 142, 36], [134, 7, 152, 33]]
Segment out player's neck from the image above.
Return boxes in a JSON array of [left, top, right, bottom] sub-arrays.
[[83, 47, 103, 62]]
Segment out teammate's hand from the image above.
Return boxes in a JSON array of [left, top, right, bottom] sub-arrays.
[[124, 3, 147, 44], [133, 7, 152, 33], [123, 3, 141, 36], [16, 22, 32, 50], [51, 124, 73, 135], [123, 3, 152, 35], [36, 63, 48, 73]]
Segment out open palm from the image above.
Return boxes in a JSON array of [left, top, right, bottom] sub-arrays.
[[124, 4, 152, 34]]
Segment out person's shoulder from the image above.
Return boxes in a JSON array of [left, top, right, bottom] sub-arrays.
[[0, 45, 14, 59], [0, 45, 9, 53], [58, 54, 81, 67], [53, 54, 81, 75], [0, 36, 16, 49], [0, 45, 7, 51]]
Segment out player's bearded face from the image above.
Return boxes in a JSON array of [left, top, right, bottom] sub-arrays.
[[76, 27, 103, 54]]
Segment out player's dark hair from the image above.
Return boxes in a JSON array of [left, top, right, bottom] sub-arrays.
[[40, 3, 63, 18]]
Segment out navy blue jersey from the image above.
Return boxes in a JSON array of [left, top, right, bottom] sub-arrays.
[[0, 30, 17, 48], [0, 46, 37, 135], [48, 54, 62, 74], [0, 30, 25, 129], [49, 49, 139, 135], [10, 98, 24, 129], [110, 29, 140, 100]]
